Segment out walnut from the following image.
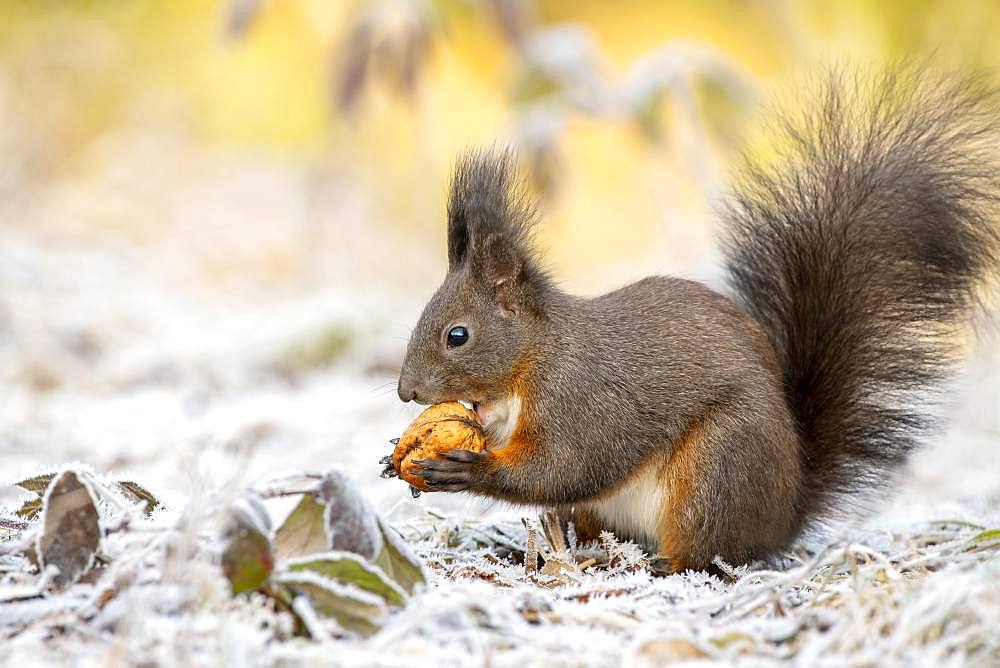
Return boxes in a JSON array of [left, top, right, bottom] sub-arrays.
[[391, 402, 485, 492]]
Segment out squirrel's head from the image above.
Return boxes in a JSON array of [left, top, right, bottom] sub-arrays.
[[398, 149, 552, 415]]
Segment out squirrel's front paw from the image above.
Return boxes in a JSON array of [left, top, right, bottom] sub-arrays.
[[412, 450, 489, 493]]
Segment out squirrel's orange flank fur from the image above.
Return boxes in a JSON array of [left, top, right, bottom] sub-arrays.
[[397, 67, 1000, 573]]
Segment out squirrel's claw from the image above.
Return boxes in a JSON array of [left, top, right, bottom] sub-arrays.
[[378, 454, 398, 479], [412, 450, 487, 492]]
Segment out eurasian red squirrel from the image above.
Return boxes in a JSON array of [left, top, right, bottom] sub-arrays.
[[395, 69, 1000, 571]]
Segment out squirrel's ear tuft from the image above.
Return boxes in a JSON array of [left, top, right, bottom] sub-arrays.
[[447, 203, 470, 268], [447, 147, 547, 313]]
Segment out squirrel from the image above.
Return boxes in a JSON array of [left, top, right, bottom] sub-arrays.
[[395, 69, 1000, 572]]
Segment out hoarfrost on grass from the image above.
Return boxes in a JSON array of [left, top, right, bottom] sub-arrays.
[[2, 238, 999, 666], [9, 483, 999, 666]]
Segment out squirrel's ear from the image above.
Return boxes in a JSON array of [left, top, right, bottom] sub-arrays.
[[477, 231, 525, 317], [446, 147, 544, 314]]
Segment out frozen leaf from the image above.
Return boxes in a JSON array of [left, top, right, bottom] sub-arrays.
[[286, 552, 406, 607], [15, 497, 42, 521], [274, 571, 386, 637], [319, 470, 382, 560], [116, 481, 160, 516], [222, 496, 274, 595], [290, 593, 330, 642], [372, 516, 425, 595], [36, 470, 102, 589], [15, 473, 55, 496], [273, 494, 328, 561]]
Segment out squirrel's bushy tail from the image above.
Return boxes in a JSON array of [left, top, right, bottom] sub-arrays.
[[722, 67, 1000, 527]]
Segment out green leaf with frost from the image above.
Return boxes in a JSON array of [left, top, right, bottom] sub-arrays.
[[373, 515, 426, 595], [274, 572, 386, 637], [273, 494, 329, 561], [222, 498, 274, 595], [285, 551, 406, 607]]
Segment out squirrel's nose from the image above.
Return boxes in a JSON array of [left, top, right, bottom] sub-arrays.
[[397, 375, 417, 403]]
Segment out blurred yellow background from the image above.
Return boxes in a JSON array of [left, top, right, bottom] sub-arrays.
[[2, 0, 1000, 298]]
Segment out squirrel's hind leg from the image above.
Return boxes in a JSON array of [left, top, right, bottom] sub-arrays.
[[657, 402, 802, 572]]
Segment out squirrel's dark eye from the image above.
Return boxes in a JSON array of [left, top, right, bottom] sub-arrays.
[[446, 326, 469, 348]]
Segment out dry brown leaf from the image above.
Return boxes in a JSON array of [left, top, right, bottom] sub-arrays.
[[36, 470, 102, 589]]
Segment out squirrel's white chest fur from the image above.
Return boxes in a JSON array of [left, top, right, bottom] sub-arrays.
[[477, 395, 522, 446], [580, 463, 667, 547]]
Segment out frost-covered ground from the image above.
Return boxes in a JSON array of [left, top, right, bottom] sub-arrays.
[[2, 235, 1000, 667]]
